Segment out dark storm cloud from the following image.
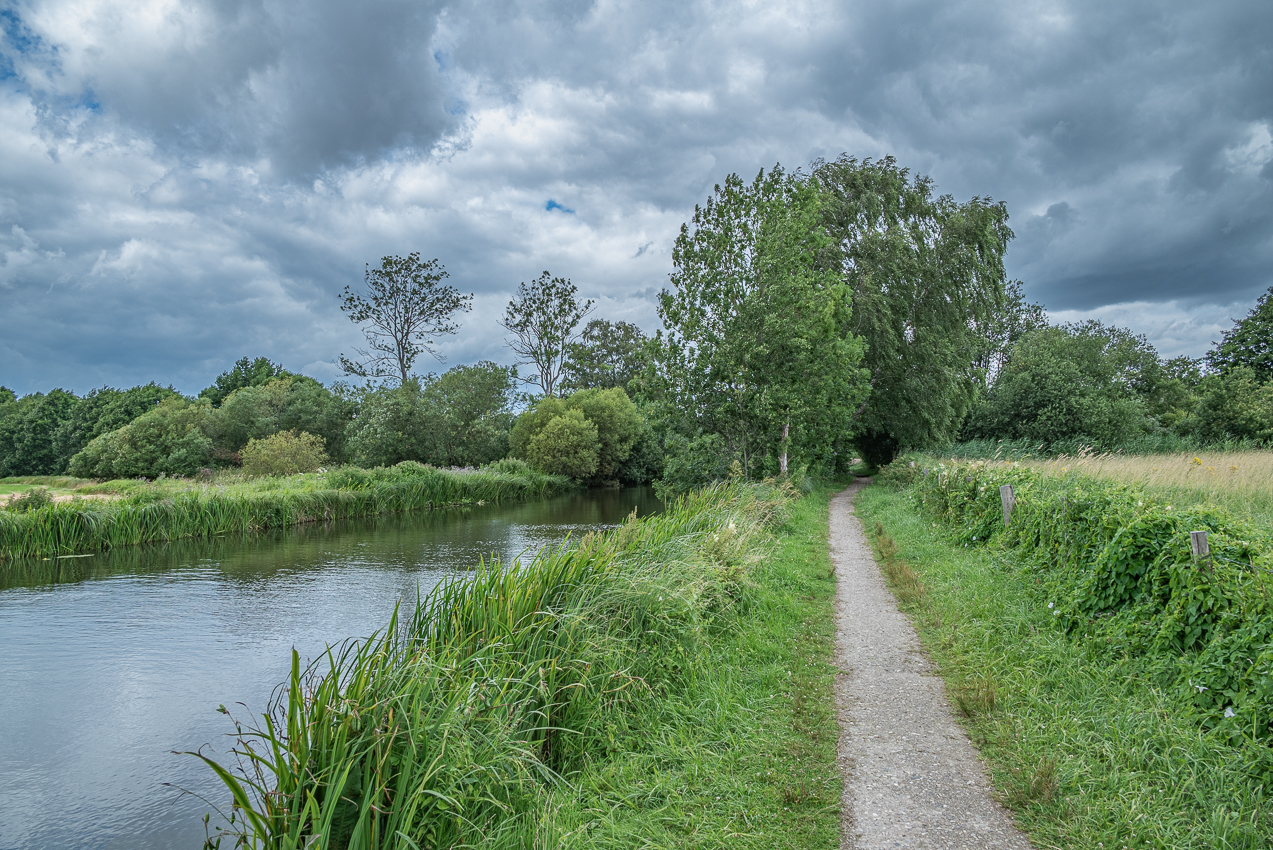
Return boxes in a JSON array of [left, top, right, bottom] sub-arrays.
[[1, 0, 1271, 394]]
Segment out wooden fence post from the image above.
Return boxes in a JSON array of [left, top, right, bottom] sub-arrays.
[[1190, 531, 1210, 563], [1000, 484, 1016, 526]]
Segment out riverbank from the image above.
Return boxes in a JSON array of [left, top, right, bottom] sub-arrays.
[[200, 479, 844, 849], [0, 462, 574, 561], [855, 464, 1273, 848]]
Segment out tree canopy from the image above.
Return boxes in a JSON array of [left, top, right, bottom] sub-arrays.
[[1206, 286, 1273, 381], [813, 155, 1015, 464], [562, 319, 648, 392], [653, 165, 868, 478]]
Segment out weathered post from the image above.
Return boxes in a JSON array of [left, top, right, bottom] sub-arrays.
[[1000, 484, 1016, 527], [1190, 530, 1210, 563]]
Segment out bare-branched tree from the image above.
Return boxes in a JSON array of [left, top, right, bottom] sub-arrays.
[[500, 271, 595, 397], [339, 254, 472, 385]]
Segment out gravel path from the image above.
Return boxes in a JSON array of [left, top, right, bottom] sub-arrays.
[[832, 481, 1032, 850]]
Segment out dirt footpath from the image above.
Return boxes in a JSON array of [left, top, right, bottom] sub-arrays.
[[832, 481, 1032, 850]]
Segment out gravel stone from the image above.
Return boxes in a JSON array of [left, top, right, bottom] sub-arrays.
[[832, 481, 1032, 849]]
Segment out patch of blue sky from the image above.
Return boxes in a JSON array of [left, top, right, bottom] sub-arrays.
[[545, 200, 575, 214]]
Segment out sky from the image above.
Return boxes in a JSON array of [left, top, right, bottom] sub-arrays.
[[1, 0, 1270, 396]]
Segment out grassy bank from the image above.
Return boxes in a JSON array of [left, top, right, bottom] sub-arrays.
[[855, 468, 1273, 849], [199, 480, 843, 849], [0, 463, 573, 562]]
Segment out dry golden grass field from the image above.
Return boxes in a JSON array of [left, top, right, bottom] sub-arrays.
[[1011, 449, 1273, 524]]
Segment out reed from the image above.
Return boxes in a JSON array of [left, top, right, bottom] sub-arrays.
[[195, 479, 796, 849], [0, 463, 574, 562]]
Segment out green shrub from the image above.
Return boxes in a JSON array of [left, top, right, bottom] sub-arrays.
[[5, 487, 52, 513], [483, 457, 533, 476], [240, 430, 329, 476], [916, 460, 1273, 748], [68, 399, 215, 479], [509, 388, 647, 482], [526, 409, 600, 479]]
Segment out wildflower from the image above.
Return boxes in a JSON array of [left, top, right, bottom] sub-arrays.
[[1190, 680, 1207, 693], [1048, 602, 1054, 609], [1224, 707, 1236, 718]]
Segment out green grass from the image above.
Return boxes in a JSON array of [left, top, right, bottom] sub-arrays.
[[855, 482, 1272, 850], [0, 463, 574, 562], [198, 480, 843, 849]]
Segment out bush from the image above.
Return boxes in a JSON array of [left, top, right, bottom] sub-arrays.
[[509, 388, 647, 482], [240, 430, 329, 476], [68, 399, 215, 479], [5, 487, 52, 512], [483, 457, 533, 476], [525, 409, 600, 479]]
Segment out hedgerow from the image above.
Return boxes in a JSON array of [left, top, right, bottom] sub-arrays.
[[914, 460, 1273, 761]]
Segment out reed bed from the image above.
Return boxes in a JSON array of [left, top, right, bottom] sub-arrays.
[[0, 462, 573, 562], [195, 479, 795, 849]]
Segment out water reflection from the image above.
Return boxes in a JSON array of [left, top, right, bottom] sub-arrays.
[[0, 486, 660, 850]]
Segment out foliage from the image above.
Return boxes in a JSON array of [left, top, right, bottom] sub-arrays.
[[1187, 366, 1273, 443], [525, 407, 600, 479], [964, 321, 1165, 447], [813, 155, 1016, 462], [500, 271, 595, 397], [199, 357, 294, 407], [0, 462, 574, 561], [510, 388, 647, 483], [418, 361, 518, 467], [240, 430, 330, 476], [655, 433, 735, 497], [345, 363, 518, 469], [194, 480, 807, 850], [67, 399, 215, 479], [562, 319, 648, 392], [1206, 285, 1273, 380], [915, 460, 1273, 751], [0, 389, 82, 477], [4, 486, 52, 513], [52, 383, 184, 468], [653, 165, 868, 480], [206, 376, 353, 462], [339, 254, 473, 385], [0, 386, 14, 405]]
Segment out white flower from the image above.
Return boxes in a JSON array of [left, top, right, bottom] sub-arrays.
[[1048, 602, 1054, 609], [1224, 707, 1236, 718], [1190, 680, 1207, 693]]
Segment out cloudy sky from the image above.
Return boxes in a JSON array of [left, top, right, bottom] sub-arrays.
[[1, 0, 1270, 395]]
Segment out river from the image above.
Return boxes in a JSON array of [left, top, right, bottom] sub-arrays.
[[0, 486, 661, 850]]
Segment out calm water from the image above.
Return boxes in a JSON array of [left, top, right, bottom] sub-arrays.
[[0, 487, 661, 850]]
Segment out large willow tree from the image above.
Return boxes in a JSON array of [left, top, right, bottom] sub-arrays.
[[812, 156, 1016, 464], [654, 166, 869, 478]]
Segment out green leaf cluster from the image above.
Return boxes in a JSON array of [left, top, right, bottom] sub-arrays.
[[240, 430, 330, 476], [509, 387, 646, 483]]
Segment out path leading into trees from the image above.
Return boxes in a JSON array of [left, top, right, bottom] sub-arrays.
[[831, 481, 1032, 850]]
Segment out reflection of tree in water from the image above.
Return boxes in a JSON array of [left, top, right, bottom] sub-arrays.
[[0, 486, 662, 592]]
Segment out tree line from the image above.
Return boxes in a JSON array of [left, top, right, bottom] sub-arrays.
[[3, 154, 1270, 485]]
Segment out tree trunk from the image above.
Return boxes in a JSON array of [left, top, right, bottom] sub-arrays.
[[779, 418, 789, 477]]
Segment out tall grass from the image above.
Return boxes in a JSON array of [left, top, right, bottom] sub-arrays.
[[0, 462, 574, 562], [195, 480, 796, 849], [943, 434, 1266, 461]]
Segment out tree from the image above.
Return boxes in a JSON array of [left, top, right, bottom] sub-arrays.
[[500, 271, 595, 397], [68, 399, 215, 478], [963, 321, 1162, 447], [199, 357, 294, 406], [54, 383, 184, 468], [420, 361, 519, 467], [562, 319, 649, 392], [653, 165, 868, 479], [1206, 286, 1273, 381], [525, 408, 600, 479], [240, 431, 330, 476], [0, 389, 82, 476], [339, 254, 472, 385], [509, 388, 645, 482], [1187, 367, 1273, 443], [813, 155, 1015, 464]]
